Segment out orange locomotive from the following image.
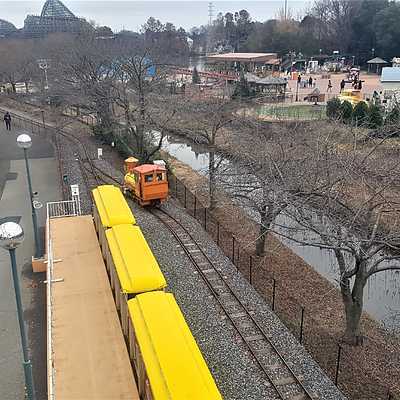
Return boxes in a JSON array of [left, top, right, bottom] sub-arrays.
[[123, 157, 168, 206]]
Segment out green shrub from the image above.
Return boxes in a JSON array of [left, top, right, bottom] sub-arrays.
[[326, 98, 341, 120], [353, 101, 369, 126], [339, 100, 353, 122], [232, 71, 251, 99], [368, 104, 383, 128], [192, 67, 201, 84], [386, 105, 400, 126]]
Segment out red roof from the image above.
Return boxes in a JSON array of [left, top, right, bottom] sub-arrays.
[[133, 164, 166, 173]]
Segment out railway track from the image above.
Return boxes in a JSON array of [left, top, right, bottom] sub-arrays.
[[150, 207, 317, 400]]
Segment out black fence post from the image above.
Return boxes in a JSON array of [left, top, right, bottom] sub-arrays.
[[204, 207, 207, 231], [335, 344, 342, 386], [272, 279, 277, 311], [216, 222, 220, 246], [184, 186, 187, 208], [232, 236, 235, 264], [175, 177, 178, 198], [249, 255, 253, 284], [194, 196, 197, 218], [299, 307, 305, 344]]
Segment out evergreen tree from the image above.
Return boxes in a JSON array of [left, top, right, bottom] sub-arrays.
[[231, 71, 251, 99], [192, 67, 201, 84], [339, 100, 353, 123], [353, 101, 369, 126], [326, 97, 341, 120], [386, 105, 400, 126], [368, 104, 383, 128]]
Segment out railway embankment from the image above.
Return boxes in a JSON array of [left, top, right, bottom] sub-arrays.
[[1, 97, 398, 399], [163, 153, 400, 400]]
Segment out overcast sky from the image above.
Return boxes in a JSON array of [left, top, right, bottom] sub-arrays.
[[0, 1, 309, 31]]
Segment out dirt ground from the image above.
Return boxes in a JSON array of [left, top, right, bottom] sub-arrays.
[[285, 72, 383, 102], [167, 155, 400, 400]]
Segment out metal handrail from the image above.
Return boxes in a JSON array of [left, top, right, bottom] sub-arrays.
[[46, 205, 55, 400], [47, 200, 80, 218]]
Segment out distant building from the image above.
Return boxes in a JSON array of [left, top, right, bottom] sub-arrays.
[[392, 58, 400, 67], [381, 67, 400, 91], [207, 52, 279, 73], [0, 19, 18, 38], [23, 0, 88, 37]]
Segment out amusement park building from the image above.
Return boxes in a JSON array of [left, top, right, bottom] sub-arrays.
[[23, 0, 88, 37], [0, 19, 18, 38]]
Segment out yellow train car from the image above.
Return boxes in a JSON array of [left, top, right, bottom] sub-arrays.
[[127, 292, 222, 400], [338, 89, 365, 107], [105, 224, 167, 335], [92, 185, 136, 255]]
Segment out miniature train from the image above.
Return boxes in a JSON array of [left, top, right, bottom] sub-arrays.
[[123, 157, 168, 206], [92, 185, 222, 400]]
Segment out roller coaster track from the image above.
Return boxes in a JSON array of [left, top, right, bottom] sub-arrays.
[[150, 206, 317, 400]]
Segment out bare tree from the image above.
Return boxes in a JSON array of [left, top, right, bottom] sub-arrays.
[[218, 120, 321, 255], [50, 32, 119, 136], [113, 43, 177, 162], [163, 96, 234, 208], [0, 39, 37, 93], [273, 124, 400, 343]]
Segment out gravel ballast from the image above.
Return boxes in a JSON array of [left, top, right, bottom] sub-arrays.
[[132, 198, 347, 400]]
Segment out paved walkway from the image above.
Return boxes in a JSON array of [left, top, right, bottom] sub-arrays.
[[286, 72, 383, 101], [0, 123, 61, 400]]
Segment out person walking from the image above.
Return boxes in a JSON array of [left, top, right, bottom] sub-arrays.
[[308, 76, 313, 88], [327, 80, 332, 92], [340, 79, 346, 93], [4, 111, 11, 131]]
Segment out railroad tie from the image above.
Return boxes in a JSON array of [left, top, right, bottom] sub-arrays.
[[273, 375, 296, 386], [244, 334, 264, 342]]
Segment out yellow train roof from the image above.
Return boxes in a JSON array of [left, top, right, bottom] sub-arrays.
[[105, 224, 166, 293], [92, 185, 136, 227], [128, 292, 222, 400]]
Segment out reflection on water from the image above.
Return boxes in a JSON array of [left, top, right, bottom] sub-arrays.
[[160, 132, 400, 330], [275, 213, 400, 331], [160, 134, 209, 173]]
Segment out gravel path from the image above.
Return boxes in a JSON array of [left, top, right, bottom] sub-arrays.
[[131, 197, 347, 400]]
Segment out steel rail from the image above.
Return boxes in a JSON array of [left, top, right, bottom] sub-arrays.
[[150, 207, 316, 400]]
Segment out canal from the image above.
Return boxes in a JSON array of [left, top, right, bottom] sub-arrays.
[[160, 132, 400, 331]]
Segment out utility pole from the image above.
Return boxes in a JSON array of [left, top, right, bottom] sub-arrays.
[[206, 2, 214, 55], [284, 0, 288, 20], [208, 2, 214, 26]]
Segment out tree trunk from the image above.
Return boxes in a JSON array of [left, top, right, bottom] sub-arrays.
[[209, 150, 216, 210], [256, 206, 271, 256], [341, 268, 366, 345], [343, 296, 363, 345]]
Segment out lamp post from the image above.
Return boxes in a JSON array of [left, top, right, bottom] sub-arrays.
[[0, 222, 36, 400], [17, 134, 41, 259], [37, 59, 49, 91]]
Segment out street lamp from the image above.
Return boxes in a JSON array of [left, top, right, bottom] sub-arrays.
[[37, 59, 49, 91], [17, 134, 41, 259], [0, 222, 36, 400]]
